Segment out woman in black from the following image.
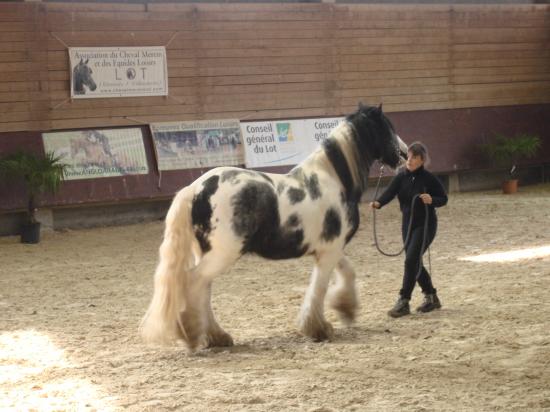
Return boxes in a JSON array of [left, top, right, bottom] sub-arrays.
[[371, 142, 448, 317]]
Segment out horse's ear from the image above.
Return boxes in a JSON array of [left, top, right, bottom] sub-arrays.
[[79, 58, 83, 64], [377, 103, 383, 113], [84, 58, 89, 64], [358, 101, 366, 112]]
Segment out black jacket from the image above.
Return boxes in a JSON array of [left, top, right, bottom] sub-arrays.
[[377, 166, 448, 229]]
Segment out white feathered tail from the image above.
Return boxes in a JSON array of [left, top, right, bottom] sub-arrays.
[[139, 186, 198, 345]]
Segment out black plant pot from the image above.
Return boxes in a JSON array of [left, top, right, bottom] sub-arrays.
[[21, 222, 41, 244]]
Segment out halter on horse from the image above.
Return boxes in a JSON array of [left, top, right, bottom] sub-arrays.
[[140, 103, 408, 351]]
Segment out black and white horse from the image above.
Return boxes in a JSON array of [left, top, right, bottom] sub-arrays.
[[72, 58, 97, 95], [140, 104, 408, 351]]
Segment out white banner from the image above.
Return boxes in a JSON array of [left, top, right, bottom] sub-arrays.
[[69, 47, 168, 98], [150, 119, 244, 170], [42, 128, 148, 180], [242, 117, 344, 168]]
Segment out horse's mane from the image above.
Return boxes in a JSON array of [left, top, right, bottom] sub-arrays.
[[320, 105, 397, 202]]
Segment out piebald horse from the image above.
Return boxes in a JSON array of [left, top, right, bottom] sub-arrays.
[[140, 104, 408, 351]]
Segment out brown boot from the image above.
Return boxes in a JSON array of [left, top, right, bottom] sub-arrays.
[[416, 292, 442, 313], [387, 297, 410, 318]]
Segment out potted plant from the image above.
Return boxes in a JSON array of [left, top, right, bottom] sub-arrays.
[[0, 151, 67, 243], [480, 133, 541, 194]]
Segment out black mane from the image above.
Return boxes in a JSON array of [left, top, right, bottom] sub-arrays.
[[322, 104, 399, 202], [322, 138, 360, 202]]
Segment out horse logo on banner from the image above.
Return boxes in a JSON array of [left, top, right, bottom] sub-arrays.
[[72, 58, 97, 95]]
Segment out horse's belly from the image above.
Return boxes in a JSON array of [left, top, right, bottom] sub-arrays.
[[244, 225, 310, 260]]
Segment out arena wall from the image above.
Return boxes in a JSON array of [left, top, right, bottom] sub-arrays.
[[0, 2, 549, 233]]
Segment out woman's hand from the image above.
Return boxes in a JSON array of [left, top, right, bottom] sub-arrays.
[[370, 201, 381, 209], [419, 193, 432, 204]]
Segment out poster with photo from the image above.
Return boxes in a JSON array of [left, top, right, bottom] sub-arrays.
[[242, 117, 344, 168], [150, 119, 244, 170], [69, 47, 168, 98], [42, 128, 148, 180]]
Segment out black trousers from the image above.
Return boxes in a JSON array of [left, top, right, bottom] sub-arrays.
[[399, 220, 437, 300]]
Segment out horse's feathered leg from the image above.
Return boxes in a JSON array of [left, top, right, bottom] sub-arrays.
[[298, 252, 342, 341], [179, 271, 209, 351], [329, 257, 359, 325], [139, 186, 197, 346], [181, 252, 237, 351], [205, 283, 234, 348]]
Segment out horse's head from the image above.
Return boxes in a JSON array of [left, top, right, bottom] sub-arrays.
[[70, 138, 80, 156], [73, 58, 97, 94], [348, 103, 407, 169]]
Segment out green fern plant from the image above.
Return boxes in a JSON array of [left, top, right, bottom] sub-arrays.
[[0, 151, 67, 224], [480, 133, 541, 179]]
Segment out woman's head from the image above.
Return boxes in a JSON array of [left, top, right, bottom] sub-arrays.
[[406, 141, 429, 171]]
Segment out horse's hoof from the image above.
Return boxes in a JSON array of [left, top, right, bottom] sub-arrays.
[[300, 320, 334, 342], [185, 339, 201, 354], [312, 322, 334, 342], [180, 311, 205, 351], [332, 301, 357, 325], [206, 332, 234, 348], [329, 290, 358, 326]]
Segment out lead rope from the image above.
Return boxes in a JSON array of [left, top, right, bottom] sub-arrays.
[[372, 166, 432, 280]]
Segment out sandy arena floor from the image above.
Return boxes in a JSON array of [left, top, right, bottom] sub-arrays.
[[1, 184, 549, 411]]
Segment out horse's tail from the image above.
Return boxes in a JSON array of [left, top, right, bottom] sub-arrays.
[[139, 185, 198, 345]]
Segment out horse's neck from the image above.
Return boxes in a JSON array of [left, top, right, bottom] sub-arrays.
[[298, 148, 364, 203], [327, 135, 370, 202], [294, 149, 325, 174], [74, 77, 83, 92]]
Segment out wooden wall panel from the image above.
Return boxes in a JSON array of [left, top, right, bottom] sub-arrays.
[[0, 3, 548, 133]]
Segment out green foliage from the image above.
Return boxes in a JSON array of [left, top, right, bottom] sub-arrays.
[[0, 151, 67, 222], [480, 133, 541, 178]]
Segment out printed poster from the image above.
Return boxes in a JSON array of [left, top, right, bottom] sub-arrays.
[[242, 117, 344, 168], [69, 47, 168, 98], [150, 119, 244, 170], [42, 128, 148, 180]]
